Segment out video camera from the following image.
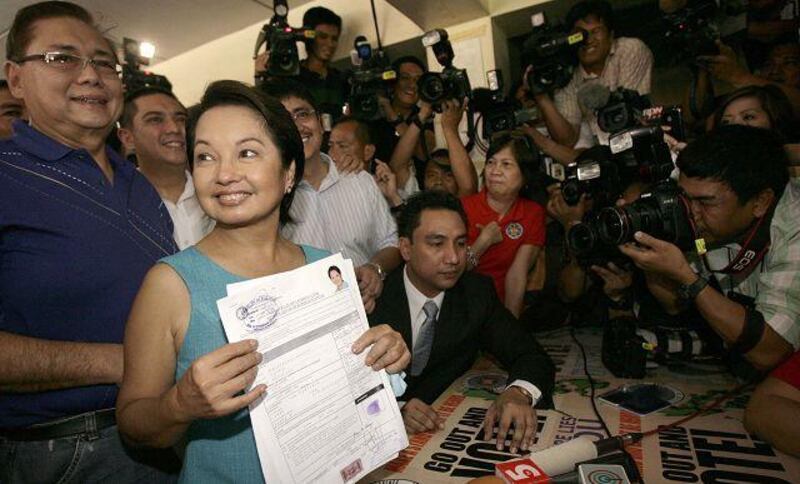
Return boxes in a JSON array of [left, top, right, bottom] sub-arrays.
[[253, 0, 315, 78], [522, 12, 586, 95], [347, 36, 396, 121], [663, 0, 719, 58], [122, 38, 172, 94], [418, 29, 472, 109], [475, 69, 541, 140]]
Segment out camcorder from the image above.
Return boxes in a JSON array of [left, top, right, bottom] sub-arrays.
[[522, 12, 586, 94], [475, 69, 541, 140], [122, 38, 171, 94], [347, 36, 396, 121], [253, 0, 315, 78], [663, 0, 720, 58], [418, 29, 472, 109]]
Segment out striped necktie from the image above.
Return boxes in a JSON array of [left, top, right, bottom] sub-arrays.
[[411, 300, 439, 376]]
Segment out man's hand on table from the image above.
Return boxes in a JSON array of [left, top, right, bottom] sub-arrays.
[[483, 387, 537, 454], [402, 398, 444, 434], [352, 324, 410, 373]]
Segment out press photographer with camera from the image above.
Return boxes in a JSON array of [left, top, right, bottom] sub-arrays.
[[527, 1, 654, 149], [618, 125, 799, 371]]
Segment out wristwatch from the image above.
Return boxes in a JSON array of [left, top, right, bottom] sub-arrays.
[[511, 386, 533, 405], [678, 274, 708, 303], [366, 262, 386, 281]]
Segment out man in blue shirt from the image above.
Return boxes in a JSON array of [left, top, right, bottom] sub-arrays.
[[0, 2, 178, 482]]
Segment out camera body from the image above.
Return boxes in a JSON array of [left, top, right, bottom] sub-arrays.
[[596, 88, 651, 134], [609, 125, 675, 183], [561, 145, 624, 207], [478, 69, 541, 140], [663, 0, 719, 58], [418, 29, 472, 110], [348, 37, 396, 121], [522, 13, 586, 94]]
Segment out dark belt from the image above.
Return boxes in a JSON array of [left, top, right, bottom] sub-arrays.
[[0, 408, 116, 441]]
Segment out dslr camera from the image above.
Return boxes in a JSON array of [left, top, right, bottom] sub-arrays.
[[522, 12, 586, 94], [663, 0, 719, 58], [561, 145, 625, 208], [347, 36, 396, 121], [254, 0, 315, 78], [477, 69, 540, 140], [418, 29, 472, 109]]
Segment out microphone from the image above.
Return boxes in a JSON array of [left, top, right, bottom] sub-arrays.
[[578, 83, 611, 112], [496, 434, 642, 482]]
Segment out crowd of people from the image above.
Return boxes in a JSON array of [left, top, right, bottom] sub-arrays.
[[0, 0, 799, 482]]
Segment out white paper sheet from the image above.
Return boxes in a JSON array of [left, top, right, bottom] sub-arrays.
[[218, 254, 408, 483]]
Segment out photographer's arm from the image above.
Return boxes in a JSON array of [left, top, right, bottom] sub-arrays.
[[620, 232, 794, 370], [521, 124, 580, 166], [0, 331, 122, 393], [534, 92, 578, 147], [441, 99, 477, 196], [388, 104, 433, 188]]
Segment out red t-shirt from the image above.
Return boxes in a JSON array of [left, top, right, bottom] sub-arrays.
[[461, 190, 546, 302], [772, 352, 800, 389]]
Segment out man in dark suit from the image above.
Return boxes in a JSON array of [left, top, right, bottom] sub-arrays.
[[369, 191, 555, 454]]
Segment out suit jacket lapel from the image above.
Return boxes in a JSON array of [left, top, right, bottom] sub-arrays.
[[380, 269, 413, 349]]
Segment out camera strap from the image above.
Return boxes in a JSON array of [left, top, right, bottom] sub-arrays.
[[702, 202, 776, 279]]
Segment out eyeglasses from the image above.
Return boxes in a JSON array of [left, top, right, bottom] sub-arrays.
[[13, 51, 122, 79], [291, 109, 317, 122]]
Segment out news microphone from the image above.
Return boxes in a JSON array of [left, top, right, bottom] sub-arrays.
[[497, 434, 642, 482], [578, 83, 611, 112]]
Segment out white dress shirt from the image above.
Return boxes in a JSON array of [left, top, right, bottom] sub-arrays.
[[162, 171, 214, 249], [402, 266, 541, 406]]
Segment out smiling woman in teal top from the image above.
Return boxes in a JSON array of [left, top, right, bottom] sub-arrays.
[[116, 80, 410, 483]]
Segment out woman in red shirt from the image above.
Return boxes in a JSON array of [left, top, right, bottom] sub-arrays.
[[461, 134, 546, 317]]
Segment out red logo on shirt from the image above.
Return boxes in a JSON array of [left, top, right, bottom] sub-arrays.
[[505, 222, 524, 240]]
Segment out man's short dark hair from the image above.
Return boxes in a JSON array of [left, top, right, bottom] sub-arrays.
[[303, 6, 342, 31], [566, 0, 615, 33], [398, 190, 468, 239], [332, 115, 372, 145], [391, 55, 427, 75], [119, 87, 182, 129], [6, 1, 94, 61], [260, 79, 319, 111], [677, 125, 789, 203]]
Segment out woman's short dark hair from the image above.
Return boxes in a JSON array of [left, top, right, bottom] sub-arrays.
[[188, 80, 305, 225], [711, 85, 796, 142], [485, 133, 543, 200], [7, 1, 94, 61], [677, 124, 789, 203]]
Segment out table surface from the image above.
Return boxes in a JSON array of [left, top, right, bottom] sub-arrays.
[[363, 327, 800, 483]]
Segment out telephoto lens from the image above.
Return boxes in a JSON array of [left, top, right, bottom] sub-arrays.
[[596, 181, 695, 249]]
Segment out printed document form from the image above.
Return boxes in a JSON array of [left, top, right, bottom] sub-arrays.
[[218, 253, 408, 483]]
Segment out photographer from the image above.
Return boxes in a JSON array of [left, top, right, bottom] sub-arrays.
[[619, 125, 799, 371], [389, 97, 477, 200], [528, 1, 653, 148], [297, 7, 348, 121]]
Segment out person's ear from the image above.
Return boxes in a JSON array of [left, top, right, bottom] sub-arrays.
[[5, 61, 24, 99], [117, 127, 136, 153], [284, 160, 297, 194], [399, 237, 412, 262], [750, 188, 775, 218], [364, 144, 376, 163]]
